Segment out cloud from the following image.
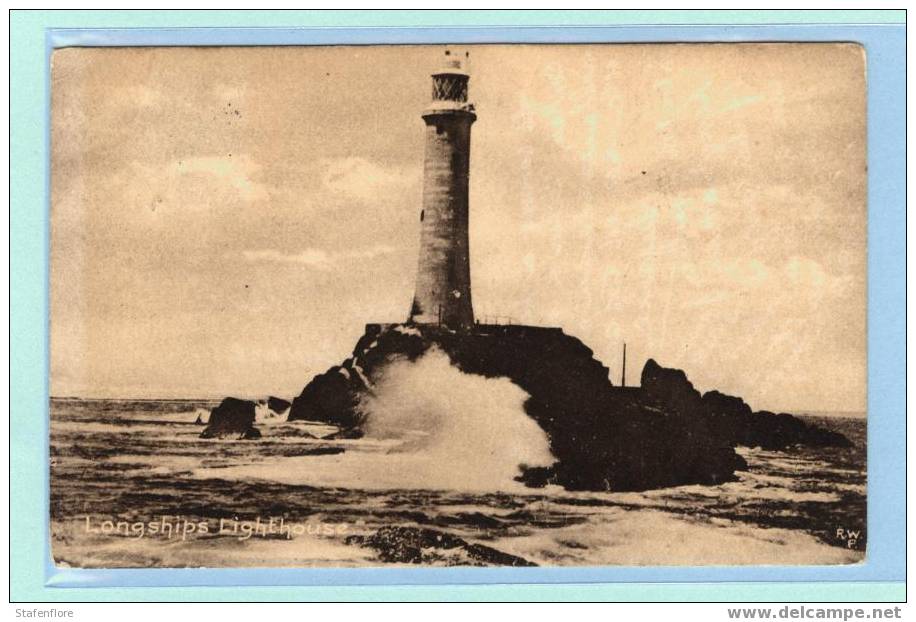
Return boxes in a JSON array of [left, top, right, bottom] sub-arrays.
[[242, 244, 396, 270], [320, 157, 418, 203], [171, 155, 268, 201]]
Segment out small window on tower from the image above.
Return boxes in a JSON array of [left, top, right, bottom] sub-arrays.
[[420, 209, 424, 222]]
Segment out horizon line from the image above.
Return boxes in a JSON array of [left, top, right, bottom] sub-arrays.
[[48, 394, 867, 417]]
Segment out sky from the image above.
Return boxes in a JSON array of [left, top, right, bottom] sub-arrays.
[[50, 43, 866, 413]]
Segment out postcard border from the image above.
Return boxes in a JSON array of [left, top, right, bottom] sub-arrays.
[[11, 11, 906, 602]]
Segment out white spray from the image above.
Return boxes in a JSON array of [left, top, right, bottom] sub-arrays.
[[357, 347, 555, 491]]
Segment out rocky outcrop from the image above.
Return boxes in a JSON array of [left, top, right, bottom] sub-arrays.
[[288, 365, 366, 426], [287, 323, 849, 490], [641, 359, 703, 412], [289, 324, 745, 491], [267, 396, 291, 415], [641, 359, 851, 451], [346, 526, 536, 566], [200, 397, 261, 440], [745, 410, 852, 450]]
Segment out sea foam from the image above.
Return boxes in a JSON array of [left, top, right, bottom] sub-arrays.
[[357, 347, 555, 491]]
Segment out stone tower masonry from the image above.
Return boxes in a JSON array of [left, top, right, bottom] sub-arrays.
[[408, 51, 476, 329]]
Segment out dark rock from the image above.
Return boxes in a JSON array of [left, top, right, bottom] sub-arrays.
[[799, 420, 854, 448], [287, 323, 849, 490], [239, 427, 262, 440], [200, 397, 260, 440], [323, 426, 364, 440], [515, 465, 555, 488], [702, 390, 753, 420], [267, 396, 291, 414], [642, 363, 851, 451], [641, 358, 703, 413], [435, 512, 505, 530], [288, 365, 365, 426], [432, 328, 746, 491], [700, 390, 753, 446], [345, 526, 536, 566], [746, 410, 852, 450], [288, 323, 747, 491]]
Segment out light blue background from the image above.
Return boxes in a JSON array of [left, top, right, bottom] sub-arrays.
[[14, 19, 905, 599]]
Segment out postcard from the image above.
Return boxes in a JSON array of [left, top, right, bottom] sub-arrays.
[[49, 43, 866, 569]]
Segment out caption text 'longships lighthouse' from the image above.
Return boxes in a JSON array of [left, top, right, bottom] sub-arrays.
[[409, 51, 476, 329]]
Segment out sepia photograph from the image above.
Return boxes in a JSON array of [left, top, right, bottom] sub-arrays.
[[49, 42, 867, 569]]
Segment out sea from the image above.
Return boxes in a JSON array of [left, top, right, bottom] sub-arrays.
[[49, 397, 866, 568]]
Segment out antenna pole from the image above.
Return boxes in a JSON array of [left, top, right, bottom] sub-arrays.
[[621, 342, 627, 387]]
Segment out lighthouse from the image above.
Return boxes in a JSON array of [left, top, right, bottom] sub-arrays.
[[408, 50, 476, 329]]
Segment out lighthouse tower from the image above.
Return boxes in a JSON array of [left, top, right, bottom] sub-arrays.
[[408, 50, 476, 329]]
